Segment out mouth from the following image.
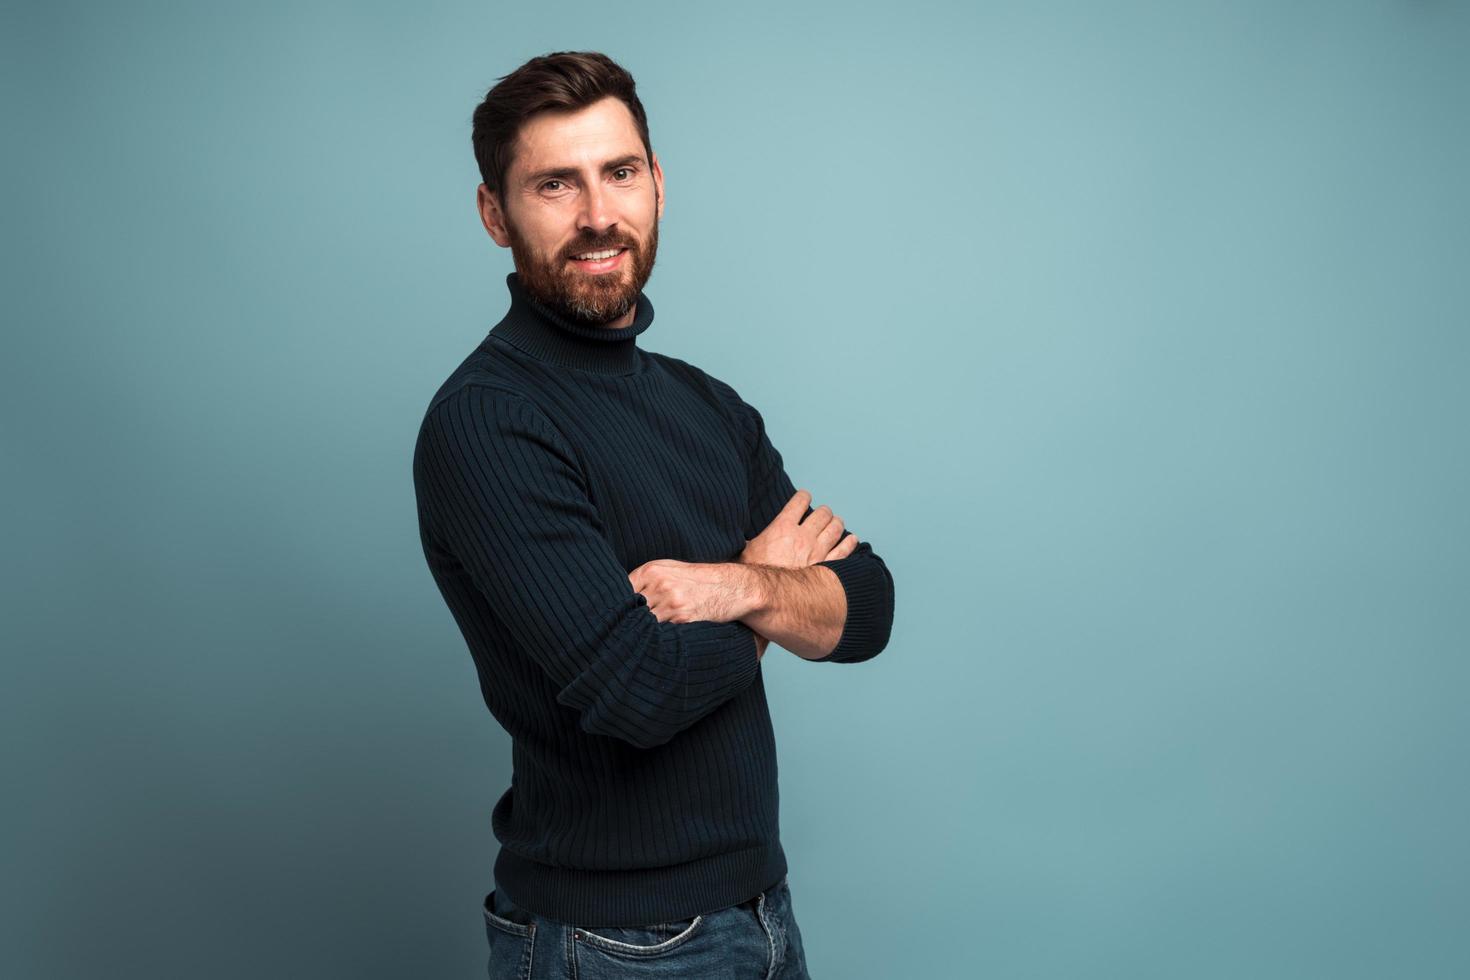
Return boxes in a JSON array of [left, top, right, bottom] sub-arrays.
[[568, 246, 629, 273]]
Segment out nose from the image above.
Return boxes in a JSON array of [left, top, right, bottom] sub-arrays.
[[578, 181, 615, 235]]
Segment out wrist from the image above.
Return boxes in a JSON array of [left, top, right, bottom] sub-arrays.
[[729, 562, 771, 617]]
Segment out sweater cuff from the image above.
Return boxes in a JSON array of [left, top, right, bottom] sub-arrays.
[[813, 554, 890, 664]]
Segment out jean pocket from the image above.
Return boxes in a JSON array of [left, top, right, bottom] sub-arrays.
[[573, 914, 704, 959], [483, 889, 535, 938], [483, 890, 535, 980]]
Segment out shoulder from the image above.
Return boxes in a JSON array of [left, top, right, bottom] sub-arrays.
[[417, 333, 567, 439], [422, 339, 542, 415], [645, 350, 748, 418], [414, 379, 576, 474], [423, 377, 533, 422]]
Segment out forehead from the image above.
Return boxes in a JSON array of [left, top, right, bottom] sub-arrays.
[[510, 96, 646, 177]]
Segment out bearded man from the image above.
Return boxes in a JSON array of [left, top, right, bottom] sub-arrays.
[[413, 49, 895, 980]]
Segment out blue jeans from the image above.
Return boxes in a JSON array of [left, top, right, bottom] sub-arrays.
[[482, 873, 812, 979]]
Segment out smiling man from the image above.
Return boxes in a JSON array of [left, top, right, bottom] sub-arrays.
[[412, 51, 895, 979]]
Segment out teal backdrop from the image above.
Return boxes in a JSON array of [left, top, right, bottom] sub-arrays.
[[4, 2, 1467, 977]]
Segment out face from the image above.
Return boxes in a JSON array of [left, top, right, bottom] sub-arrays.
[[477, 96, 665, 328]]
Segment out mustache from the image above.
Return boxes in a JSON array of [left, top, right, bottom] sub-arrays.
[[564, 237, 635, 259]]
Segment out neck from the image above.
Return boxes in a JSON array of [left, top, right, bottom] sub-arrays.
[[487, 272, 655, 375]]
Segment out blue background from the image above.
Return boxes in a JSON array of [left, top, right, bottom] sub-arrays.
[[5, 1, 1467, 977]]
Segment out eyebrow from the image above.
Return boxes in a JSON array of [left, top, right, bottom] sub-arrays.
[[521, 153, 647, 188]]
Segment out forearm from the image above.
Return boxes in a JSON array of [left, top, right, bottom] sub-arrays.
[[734, 563, 846, 661]]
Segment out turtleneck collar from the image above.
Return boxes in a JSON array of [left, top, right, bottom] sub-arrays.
[[487, 272, 654, 375]]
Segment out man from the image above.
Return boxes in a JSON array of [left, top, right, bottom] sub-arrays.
[[412, 51, 895, 978]]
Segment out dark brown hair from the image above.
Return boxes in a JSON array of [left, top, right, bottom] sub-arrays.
[[471, 51, 654, 197]]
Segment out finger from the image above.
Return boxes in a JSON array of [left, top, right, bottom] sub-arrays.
[[802, 503, 834, 533], [814, 515, 845, 547], [778, 489, 813, 525], [827, 534, 859, 560]]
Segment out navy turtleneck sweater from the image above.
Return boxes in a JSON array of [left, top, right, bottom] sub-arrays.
[[412, 272, 895, 927]]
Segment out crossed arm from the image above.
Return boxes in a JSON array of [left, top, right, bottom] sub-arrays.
[[627, 488, 862, 661], [629, 375, 894, 665]]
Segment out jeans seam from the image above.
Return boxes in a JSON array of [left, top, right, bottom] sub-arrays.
[[756, 890, 778, 980]]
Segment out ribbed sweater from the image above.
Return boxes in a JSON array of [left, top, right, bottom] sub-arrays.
[[412, 272, 895, 927]]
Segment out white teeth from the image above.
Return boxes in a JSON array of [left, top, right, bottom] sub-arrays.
[[574, 248, 623, 260]]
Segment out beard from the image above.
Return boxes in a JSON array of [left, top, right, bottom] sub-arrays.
[[504, 203, 660, 327]]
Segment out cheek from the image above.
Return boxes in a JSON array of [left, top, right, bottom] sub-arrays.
[[520, 205, 575, 249]]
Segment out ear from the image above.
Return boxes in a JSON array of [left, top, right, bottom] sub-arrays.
[[477, 184, 512, 248], [651, 152, 665, 221]]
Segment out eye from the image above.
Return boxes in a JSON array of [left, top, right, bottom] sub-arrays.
[[613, 167, 634, 181], [541, 179, 564, 192]]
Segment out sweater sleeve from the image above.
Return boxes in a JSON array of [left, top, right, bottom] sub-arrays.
[[710, 377, 896, 665], [413, 384, 761, 748]]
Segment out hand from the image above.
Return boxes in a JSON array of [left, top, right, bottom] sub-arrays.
[[628, 559, 758, 624], [739, 489, 859, 569]]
